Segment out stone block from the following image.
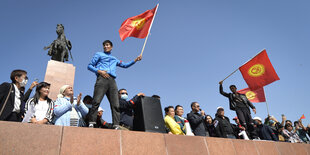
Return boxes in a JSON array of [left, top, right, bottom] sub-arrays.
[[0, 121, 62, 155], [231, 139, 258, 155], [60, 127, 120, 155], [275, 141, 294, 155], [206, 137, 236, 155], [165, 134, 208, 155], [290, 143, 308, 155], [44, 60, 75, 100], [121, 130, 166, 155], [254, 140, 279, 155]]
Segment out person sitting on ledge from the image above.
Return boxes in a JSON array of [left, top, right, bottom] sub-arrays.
[[0, 69, 28, 122], [214, 107, 236, 139], [204, 115, 217, 137], [174, 105, 186, 134], [282, 123, 303, 143], [22, 82, 54, 124], [95, 107, 113, 129], [118, 88, 145, 130], [164, 106, 185, 135], [54, 85, 88, 127], [187, 102, 206, 136]]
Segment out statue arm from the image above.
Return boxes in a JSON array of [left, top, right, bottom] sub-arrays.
[[43, 42, 54, 50], [66, 40, 72, 50]]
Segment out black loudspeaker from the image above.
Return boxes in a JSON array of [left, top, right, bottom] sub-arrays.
[[133, 96, 166, 133]]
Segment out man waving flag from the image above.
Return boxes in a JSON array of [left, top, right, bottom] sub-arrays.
[[119, 5, 158, 41]]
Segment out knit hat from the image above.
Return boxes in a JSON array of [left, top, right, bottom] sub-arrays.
[[57, 85, 70, 98]]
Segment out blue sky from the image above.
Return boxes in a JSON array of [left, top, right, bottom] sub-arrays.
[[1, 0, 309, 126]]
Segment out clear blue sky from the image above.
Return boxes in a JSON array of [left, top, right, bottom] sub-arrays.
[[1, 0, 309, 126]]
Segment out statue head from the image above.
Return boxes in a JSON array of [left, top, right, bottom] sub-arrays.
[[56, 24, 64, 35]]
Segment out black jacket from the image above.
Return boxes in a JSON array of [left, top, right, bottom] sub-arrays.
[[0, 82, 25, 121], [204, 122, 217, 137], [187, 111, 206, 136], [119, 95, 140, 128], [219, 84, 255, 111], [256, 124, 278, 141], [214, 115, 235, 138]]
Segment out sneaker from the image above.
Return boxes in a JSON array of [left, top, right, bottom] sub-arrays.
[[113, 125, 128, 130], [89, 122, 96, 128]]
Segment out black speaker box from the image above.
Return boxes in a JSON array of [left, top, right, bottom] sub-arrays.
[[133, 96, 166, 133]]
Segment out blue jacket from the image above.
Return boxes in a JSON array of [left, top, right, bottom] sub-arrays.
[[54, 97, 89, 127], [257, 124, 278, 141], [88, 52, 135, 78]]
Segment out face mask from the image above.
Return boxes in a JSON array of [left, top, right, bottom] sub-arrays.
[[269, 120, 275, 124], [19, 78, 28, 87], [121, 94, 128, 100], [85, 104, 92, 109]]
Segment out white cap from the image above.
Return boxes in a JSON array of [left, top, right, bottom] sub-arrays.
[[217, 106, 224, 110], [253, 117, 262, 122], [98, 107, 104, 112]]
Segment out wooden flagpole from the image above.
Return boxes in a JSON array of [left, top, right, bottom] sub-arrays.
[[264, 91, 271, 116], [221, 48, 266, 82], [140, 3, 159, 56]]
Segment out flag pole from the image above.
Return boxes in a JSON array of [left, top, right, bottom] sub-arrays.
[[265, 93, 270, 116], [221, 48, 266, 82], [140, 3, 159, 56]]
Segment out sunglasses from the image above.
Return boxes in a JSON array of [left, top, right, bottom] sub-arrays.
[[121, 93, 128, 95]]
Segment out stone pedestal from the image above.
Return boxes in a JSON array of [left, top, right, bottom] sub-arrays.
[[44, 60, 75, 100]]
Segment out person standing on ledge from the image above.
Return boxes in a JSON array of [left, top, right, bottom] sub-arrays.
[[87, 40, 142, 128], [219, 80, 257, 138]]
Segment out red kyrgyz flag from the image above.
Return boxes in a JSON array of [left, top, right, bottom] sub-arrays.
[[237, 87, 266, 103], [119, 5, 157, 41], [300, 114, 306, 119], [239, 49, 280, 90]]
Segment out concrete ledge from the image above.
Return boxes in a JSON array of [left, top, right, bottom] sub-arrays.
[[0, 121, 62, 155], [0, 121, 310, 155]]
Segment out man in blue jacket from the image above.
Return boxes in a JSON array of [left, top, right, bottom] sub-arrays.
[[87, 40, 142, 128]]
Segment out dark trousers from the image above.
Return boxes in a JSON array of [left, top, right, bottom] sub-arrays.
[[236, 107, 253, 128], [236, 107, 257, 138], [4, 112, 21, 122], [88, 76, 120, 125]]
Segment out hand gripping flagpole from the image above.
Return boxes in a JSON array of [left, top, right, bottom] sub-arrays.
[[140, 3, 159, 56], [221, 48, 266, 82]]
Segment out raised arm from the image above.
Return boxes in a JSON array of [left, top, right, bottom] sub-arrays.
[[219, 81, 230, 97]]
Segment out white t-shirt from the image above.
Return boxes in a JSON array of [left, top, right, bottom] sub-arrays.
[[12, 84, 21, 113], [34, 100, 49, 121]]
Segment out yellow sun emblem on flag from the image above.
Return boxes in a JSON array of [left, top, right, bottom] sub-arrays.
[[131, 18, 146, 30], [248, 64, 265, 77], [245, 91, 256, 100]]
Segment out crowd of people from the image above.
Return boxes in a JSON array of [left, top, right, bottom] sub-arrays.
[[0, 40, 309, 144]]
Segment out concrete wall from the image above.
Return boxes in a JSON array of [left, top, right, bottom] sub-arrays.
[[0, 121, 309, 155]]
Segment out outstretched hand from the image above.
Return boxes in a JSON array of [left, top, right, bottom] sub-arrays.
[[253, 108, 257, 114], [134, 55, 142, 62], [219, 81, 223, 85]]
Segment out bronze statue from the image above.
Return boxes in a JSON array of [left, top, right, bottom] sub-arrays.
[[44, 24, 72, 62]]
